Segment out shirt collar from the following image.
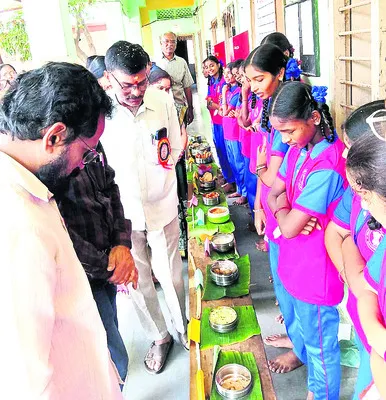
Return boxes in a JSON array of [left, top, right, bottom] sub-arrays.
[[0, 151, 53, 202], [110, 89, 157, 118], [162, 53, 176, 61]]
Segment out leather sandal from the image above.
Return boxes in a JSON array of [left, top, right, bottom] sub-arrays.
[[144, 337, 174, 374]]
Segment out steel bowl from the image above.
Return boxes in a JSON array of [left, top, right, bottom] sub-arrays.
[[215, 363, 252, 399], [209, 306, 239, 333], [195, 155, 213, 164], [199, 180, 216, 191], [191, 142, 211, 156], [210, 260, 239, 287], [203, 192, 220, 206], [211, 233, 235, 253]]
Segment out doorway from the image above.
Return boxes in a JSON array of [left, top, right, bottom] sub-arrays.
[[175, 34, 197, 84]]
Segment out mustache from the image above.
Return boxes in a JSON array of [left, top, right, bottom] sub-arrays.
[[125, 95, 143, 100]]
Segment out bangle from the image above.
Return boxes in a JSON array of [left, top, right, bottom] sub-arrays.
[[255, 165, 267, 175], [253, 208, 264, 213], [273, 206, 291, 219]]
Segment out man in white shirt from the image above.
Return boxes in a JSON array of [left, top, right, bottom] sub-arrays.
[[0, 62, 123, 399], [103, 41, 187, 375], [156, 31, 194, 125]]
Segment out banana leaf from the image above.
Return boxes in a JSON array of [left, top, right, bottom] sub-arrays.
[[210, 350, 263, 400], [202, 255, 250, 300], [201, 305, 261, 350], [209, 247, 240, 261]]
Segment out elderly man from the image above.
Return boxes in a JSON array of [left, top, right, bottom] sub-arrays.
[[102, 41, 187, 375], [156, 31, 194, 125], [0, 62, 123, 398]]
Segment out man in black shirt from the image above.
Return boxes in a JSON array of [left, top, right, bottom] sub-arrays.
[[56, 143, 137, 385]]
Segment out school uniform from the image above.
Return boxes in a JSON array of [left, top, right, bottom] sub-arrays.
[[277, 137, 347, 400], [333, 189, 386, 399], [236, 94, 256, 211], [207, 76, 234, 183], [223, 85, 246, 197]]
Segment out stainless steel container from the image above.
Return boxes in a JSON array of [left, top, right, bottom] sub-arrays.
[[203, 192, 220, 206], [191, 143, 210, 156], [209, 306, 239, 333], [199, 180, 216, 191], [211, 233, 235, 253], [210, 261, 239, 287], [195, 155, 213, 164], [215, 364, 252, 399]]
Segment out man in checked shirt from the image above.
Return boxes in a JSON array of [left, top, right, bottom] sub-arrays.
[[56, 143, 138, 387]]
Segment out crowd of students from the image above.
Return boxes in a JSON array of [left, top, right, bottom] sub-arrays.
[[202, 32, 386, 400]]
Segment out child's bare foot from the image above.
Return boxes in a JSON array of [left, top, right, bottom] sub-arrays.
[[275, 314, 284, 324], [268, 275, 273, 283], [264, 334, 293, 348], [268, 351, 303, 373], [233, 196, 248, 205], [228, 192, 241, 198], [255, 240, 268, 252], [222, 182, 235, 193], [275, 299, 279, 306], [306, 391, 314, 400]]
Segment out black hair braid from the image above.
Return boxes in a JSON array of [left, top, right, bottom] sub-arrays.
[[251, 92, 256, 109], [239, 91, 243, 103], [320, 104, 335, 143], [261, 99, 270, 131], [367, 216, 382, 230], [207, 76, 211, 86], [218, 65, 224, 81]]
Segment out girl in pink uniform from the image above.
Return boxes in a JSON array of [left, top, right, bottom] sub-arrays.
[[325, 100, 386, 400], [245, 44, 305, 374], [222, 62, 247, 204], [345, 108, 386, 399], [268, 82, 347, 399]]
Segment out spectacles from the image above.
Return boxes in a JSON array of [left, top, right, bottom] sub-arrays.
[[110, 72, 148, 93], [79, 137, 104, 166], [365, 109, 386, 141], [161, 39, 177, 45]]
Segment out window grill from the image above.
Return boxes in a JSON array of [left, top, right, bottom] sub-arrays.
[[156, 7, 193, 21]]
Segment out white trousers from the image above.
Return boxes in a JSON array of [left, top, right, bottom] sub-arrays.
[[130, 217, 187, 341]]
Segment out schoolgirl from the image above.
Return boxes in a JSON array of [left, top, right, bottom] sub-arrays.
[[267, 81, 347, 399], [325, 101, 386, 400], [204, 56, 234, 192], [244, 44, 303, 373], [236, 63, 258, 217], [222, 61, 247, 204], [345, 114, 386, 399]]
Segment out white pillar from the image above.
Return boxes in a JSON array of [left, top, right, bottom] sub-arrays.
[[23, 0, 76, 66]]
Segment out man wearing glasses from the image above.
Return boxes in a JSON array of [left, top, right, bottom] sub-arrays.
[[0, 62, 124, 398], [156, 31, 195, 125], [102, 41, 187, 375]]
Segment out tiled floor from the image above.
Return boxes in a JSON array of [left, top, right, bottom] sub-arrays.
[[118, 89, 358, 399]]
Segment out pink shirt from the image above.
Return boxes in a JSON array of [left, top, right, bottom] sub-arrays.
[[0, 152, 123, 399]]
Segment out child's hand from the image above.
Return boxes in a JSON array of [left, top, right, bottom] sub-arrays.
[[301, 217, 321, 235], [257, 135, 267, 165], [254, 209, 266, 235], [234, 108, 240, 118], [228, 110, 236, 118]]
